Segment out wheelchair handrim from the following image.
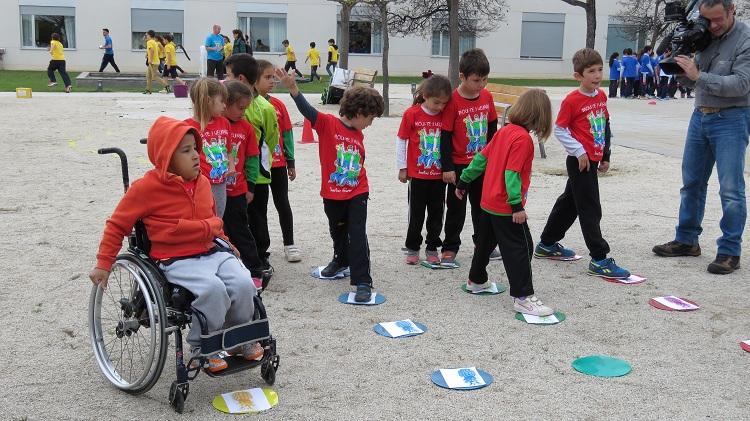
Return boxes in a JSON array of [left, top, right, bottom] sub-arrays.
[[88, 259, 164, 392]]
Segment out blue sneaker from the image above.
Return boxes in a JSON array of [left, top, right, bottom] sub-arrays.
[[588, 258, 630, 279], [534, 242, 576, 259]]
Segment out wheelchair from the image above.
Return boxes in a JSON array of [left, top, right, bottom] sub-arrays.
[[88, 146, 279, 413]]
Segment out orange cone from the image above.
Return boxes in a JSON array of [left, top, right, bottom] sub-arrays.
[[299, 118, 317, 144]]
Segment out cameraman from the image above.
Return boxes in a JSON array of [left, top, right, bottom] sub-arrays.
[[653, 0, 750, 274]]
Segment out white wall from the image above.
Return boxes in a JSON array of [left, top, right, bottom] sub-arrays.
[[0, 0, 622, 77]]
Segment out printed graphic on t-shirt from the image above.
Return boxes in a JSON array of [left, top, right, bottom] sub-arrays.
[[418, 128, 441, 171], [227, 143, 240, 185], [464, 113, 489, 154], [203, 141, 229, 180], [329, 144, 361, 187], [588, 109, 607, 149], [272, 143, 283, 161]]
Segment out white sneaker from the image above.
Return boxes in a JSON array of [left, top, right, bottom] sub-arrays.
[[466, 280, 493, 292], [47, 82, 57, 87], [513, 296, 554, 316], [284, 244, 302, 262]]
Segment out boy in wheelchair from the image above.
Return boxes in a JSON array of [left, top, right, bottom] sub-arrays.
[[89, 116, 263, 373]]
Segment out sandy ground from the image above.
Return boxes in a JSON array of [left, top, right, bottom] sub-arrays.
[[0, 85, 748, 420]]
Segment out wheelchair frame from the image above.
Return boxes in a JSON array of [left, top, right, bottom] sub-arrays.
[[89, 146, 279, 413]]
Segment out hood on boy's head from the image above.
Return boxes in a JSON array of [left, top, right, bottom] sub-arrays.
[[147, 116, 202, 177]]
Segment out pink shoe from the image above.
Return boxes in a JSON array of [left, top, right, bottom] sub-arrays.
[[405, 249, 419, 265], [426, 250, 440, 264]]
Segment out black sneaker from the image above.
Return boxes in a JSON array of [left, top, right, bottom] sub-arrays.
[[652, 241, 701, 257], [354, 284, 372, 302], [707, 254, 740, 274], [321, 260, 346, 278]]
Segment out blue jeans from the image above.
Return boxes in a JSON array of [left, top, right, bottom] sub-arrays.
[[676, 107, 749, 256]]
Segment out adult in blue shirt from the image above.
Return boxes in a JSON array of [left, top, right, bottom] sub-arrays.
[[205, 25, 225, 79], [98, 28, 120, 73]]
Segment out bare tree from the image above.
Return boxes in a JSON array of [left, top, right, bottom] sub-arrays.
[[560, 0, 597, 49], [388, 0, 508, 86], [328, 0, 360, 69], [615, 0, 672, 47], [362, 0, 396, 116]]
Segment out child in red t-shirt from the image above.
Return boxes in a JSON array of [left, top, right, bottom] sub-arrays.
[[456, 90, 556, 316], [534, 48, 631, 280], [440, 49, 499, 264], [275, 68, 384, 302], [396, 74, 452, 265], [184, 78, 232, 217], [256, 60, 301, 263], [221, 80, 269, 286]]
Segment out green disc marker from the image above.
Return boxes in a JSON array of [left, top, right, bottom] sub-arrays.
[[571, 355, 631, 378], [461, 282, 506, 295], [514, 311, 566, 325]]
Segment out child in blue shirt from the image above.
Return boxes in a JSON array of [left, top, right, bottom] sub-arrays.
[[608, 52, 621, 98], [639, 46, 655, 98], [620, 48, 639, 98]]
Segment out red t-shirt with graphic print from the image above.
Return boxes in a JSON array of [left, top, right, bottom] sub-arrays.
[[556, 89, 609, 161], [225, 119, 260, 197], [479, 124, 535, 215], [268, 96, 293, 168], [441, 88, 498, 165], [313, 113, 368, 200], [398, 104, 443, 180], [184, 116, 232, 184]]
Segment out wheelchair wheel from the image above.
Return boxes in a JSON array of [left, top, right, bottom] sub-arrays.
[[89, 253, 168, 395]]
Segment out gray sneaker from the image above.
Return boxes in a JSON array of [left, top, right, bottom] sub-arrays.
[[489, 248, 503, 261]]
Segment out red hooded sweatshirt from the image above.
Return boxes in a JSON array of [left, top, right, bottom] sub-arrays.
[[95, 116, 226, 270]]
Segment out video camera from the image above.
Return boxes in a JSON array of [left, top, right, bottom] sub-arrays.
[[656, 0, 712, 75]]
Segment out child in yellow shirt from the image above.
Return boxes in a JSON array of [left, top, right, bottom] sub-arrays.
[[47, 33, 72, 92], [326, 38, 338, 77], [162, 34, 185, 86], [305, 42, 322, 82], [280, 40, 303, 78]]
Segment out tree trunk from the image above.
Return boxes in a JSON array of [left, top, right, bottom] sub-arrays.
[[448, 0, 460, 87], [380, 2, 390, 117], [585, 0, 596, 49], [340, 4, 352, 69]]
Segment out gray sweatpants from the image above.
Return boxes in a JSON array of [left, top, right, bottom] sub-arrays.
[[211, 182, 227, 217], [159, 251, 256, 349]]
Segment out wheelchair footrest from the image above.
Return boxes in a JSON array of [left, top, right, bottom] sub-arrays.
[[203, 355, 264, 378], [199, 318, 270, 356]]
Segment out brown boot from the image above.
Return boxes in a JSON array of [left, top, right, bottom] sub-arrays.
[[707, 254, 740, 274], [652, 241, 701, 257]]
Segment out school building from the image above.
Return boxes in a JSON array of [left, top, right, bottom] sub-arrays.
[[0, 0, 650, 78]]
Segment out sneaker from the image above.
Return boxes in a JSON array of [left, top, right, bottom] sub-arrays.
[[652, 240, 701, 257], [241, 342, 264, 361], [354, 283, 372, 302], [441, 250, 457, 264], [188, 348, 228, 373], [405, 249, 419, 265], [47, 82, 57, 87], [321, 260, 346, 278], [65, 86, 72, 93], [165, 85, 172, 93], [284, 244, 302, 262], [466, 280, 493, 293], [425, 250, 440, 264], [489, 248, 503, 261], [534, 242, 576, 259], [707, 254, 740, 275], [588, 257, 630, 279], [142, 90, 152, 95], [513, 296, 554, 316]]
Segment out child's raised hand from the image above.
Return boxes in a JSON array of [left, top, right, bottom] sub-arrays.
[[577, 154, 590, 172], [455, 188, 466, 200], [398, 169, 408, 183], [598, 161, 610, 173], [512, 210, 528, 224], [274, 68, 297, 92], [89, 267, 110, 288], [442, 171, 456, 185]]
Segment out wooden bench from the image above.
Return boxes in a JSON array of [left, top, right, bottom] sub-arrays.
[[486, 83, 547, 158], [352, 68, 378, 88]]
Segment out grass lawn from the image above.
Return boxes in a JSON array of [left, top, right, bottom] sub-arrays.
[[0, 70, 598, 93]]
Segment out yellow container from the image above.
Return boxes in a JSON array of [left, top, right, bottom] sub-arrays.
[[16, 87, 32, 99]]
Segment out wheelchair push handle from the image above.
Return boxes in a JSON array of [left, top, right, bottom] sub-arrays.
[[97, 147, 130, 193]]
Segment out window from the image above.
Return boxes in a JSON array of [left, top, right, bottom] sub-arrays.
[[606, 21, 645, 57], [431, 27, 476, 57], [520, 13, 565, 59], [238, 14, 287, 53], [20, 6, 76, 48], [336, 21, 383, 55], [131, 8, 184, 49]]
